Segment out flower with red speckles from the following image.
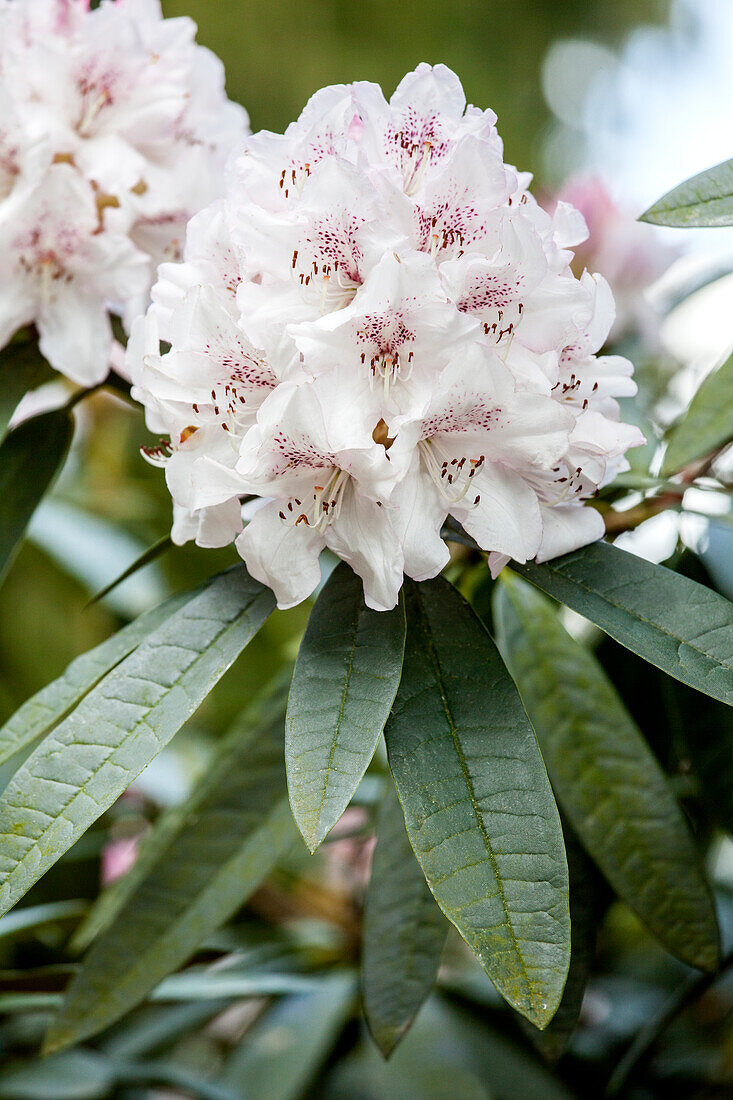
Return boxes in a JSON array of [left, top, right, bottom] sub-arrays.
[[130, 64, 644, 611], [0, 0, 248, 383]]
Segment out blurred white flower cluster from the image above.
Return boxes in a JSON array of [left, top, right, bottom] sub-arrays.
[[552, 176, 674, 345], [0, 0, 248, 383], [131, 64, 644, 611]]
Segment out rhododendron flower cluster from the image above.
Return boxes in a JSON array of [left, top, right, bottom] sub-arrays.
[[130, 64, 644, 611], [0, 0, 248, 383]]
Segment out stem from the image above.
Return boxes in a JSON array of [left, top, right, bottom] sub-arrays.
[[606, 949, 733, 1096]]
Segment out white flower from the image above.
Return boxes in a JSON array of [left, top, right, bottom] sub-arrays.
[[130, 63, 645, 611], [0, 0, 248, 383]]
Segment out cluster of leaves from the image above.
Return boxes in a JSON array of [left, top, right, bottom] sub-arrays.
[[0, 163, 731, 1098]]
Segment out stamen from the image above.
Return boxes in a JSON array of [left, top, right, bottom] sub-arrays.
[[279, 468, 351, 533], [418, 439, 484, 505]]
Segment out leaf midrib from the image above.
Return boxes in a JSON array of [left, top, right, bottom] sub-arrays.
[[412, 586, 533, 1007]]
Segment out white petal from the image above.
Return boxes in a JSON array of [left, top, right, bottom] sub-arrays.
[[455, 462, 542, 562], [236, 502, 324, 609], [389, 455, 450, 582], [171, 498, 242, 549], [324, 484, 404, 611], [536, 503, 605, 562], [38, 284, 112, 384]]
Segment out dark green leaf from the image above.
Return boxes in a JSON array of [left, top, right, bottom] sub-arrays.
[[0, 407, 74, 583], [385, 576, 570, 1030], [286, 562, 405, 852], [362, 786, 448, 1056], [494, 573, 720, 971], [0, 566, 275, 920], [513, 541, 733, 707], [0, 340, 54, 443], [0, 588, 193, 768], [44, 686, 295, 1051], [660, 352, 733, 475], [217, 973, 356, 1099], [529, 826, 602, 1060], [641, 158, 733, 226]]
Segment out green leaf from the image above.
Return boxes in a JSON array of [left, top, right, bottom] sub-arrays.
[[530, 826, 602, 1060], [494, 573, 720, 971], [0, 407, 74, 583], [0, 566, 275, 921], [513, 541, 733, 707], [384, 576, 570, 1030], [660, 352, 733, 475], [641, 158, 733, 226], [0, 588, 193, 768], [362, 786, 447, 1057], [216, 973, 356, 1100], [43, 684, 295, 1052], [101, 1001, 228, 1061], [0, 1050, 113, 1100], [71, 681, 289, 954], [151, 969, 318, 1002], [286, 562, 405, 852], [0, 340, 54, 443], [0, 900, 87, 942]]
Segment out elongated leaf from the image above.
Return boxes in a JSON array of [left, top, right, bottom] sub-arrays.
[[530, 825, 603, 1060], [151, 970, 317, 1002], [495, 573, 720, 971], [0, 407, 73, 582], [0, 340, 54, 443], [0, 1049, 113, 1100], [513, 541, 733, 707], [0, 900, 87, 942], [286, 562, 405, 852], [0, 589, 193, 768], [71, 684, 287, 953], [661, 352, 733, 475], [0, 566, 274, 921], [641, 158, 733, 226], [101, 1001, 228, 1061], [44, 689, 295, 1052], [384, 576, 569, 1030], [217, 973, 356, 1100], [362, 786, 447, 1056]]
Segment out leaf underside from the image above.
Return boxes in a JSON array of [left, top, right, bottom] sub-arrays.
[[641, 158, 733, 227]]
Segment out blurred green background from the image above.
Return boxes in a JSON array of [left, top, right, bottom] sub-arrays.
[[163, 0, 669, 174]]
